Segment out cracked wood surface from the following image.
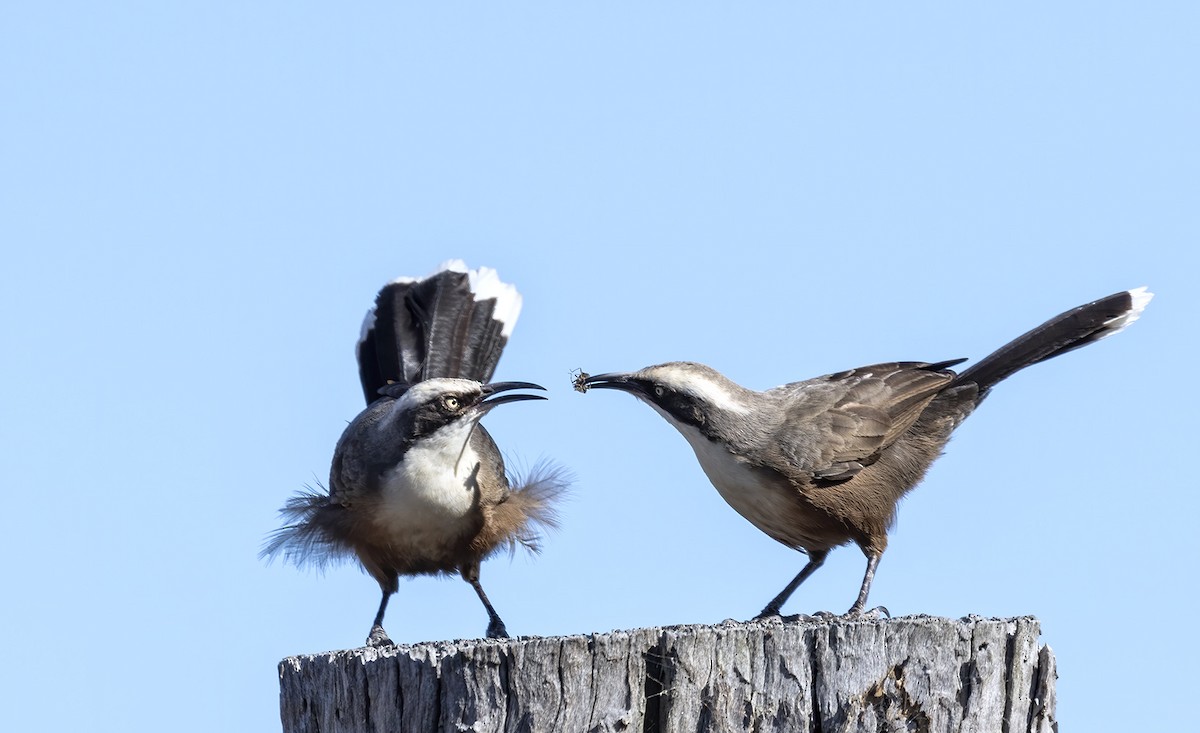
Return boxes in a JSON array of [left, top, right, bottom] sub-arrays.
[[278, 615, 1056, 732]]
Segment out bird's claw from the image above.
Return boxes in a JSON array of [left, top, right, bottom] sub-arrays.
[[366, 625, 395, 648], [754, 604, 783, 620], [843, 605, 890, 620]]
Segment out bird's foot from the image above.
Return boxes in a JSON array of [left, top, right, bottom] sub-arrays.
[[366, 624, 395, 648], [751, 613, 785, 626], [753, 605, 782, 621], [486, 619, 509, 639], [843, 605, 890, 620]]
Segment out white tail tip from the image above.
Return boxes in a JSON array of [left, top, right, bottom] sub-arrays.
[[1102, 286, 1153, 337]]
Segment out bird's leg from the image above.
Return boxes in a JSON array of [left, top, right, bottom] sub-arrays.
[[366, 589, 395, 647], [755, 549, 829, 618], [845, 550, 883, 616], [461, 564, 509, 639]]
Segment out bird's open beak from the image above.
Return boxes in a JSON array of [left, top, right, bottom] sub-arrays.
[[479, 381, 548, 411]]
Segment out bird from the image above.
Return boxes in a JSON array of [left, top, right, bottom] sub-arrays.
[[578, 287, 1152, 618], [263, 261, 568, 646]]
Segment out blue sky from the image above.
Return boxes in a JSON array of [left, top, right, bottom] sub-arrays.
[[2, 3, 1195, 730]]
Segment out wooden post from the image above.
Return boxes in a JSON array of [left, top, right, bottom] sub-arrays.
[[279, 615, 1056, 732]]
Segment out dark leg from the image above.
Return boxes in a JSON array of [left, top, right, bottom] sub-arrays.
[[366, 589, 395, 647], [755, 549, 829, 618], [845, 551, 882, 616], [461, 564, 509, 639]]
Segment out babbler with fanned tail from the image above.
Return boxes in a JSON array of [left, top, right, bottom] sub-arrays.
[[264, 261, 568, 646]]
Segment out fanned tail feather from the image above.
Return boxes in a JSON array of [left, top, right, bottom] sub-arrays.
[[356, 261, 523, 404]]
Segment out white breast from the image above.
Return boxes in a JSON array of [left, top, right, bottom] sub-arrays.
[[372, 423, 481, 549]]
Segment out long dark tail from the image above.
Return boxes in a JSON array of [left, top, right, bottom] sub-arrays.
[[355, 260, 523, 404], [956, 287, 1152, 397]]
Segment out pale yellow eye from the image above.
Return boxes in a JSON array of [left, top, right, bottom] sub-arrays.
[[443, 395, 460, 410]]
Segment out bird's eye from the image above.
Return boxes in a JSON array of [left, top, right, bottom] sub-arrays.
[[654, 385, 666, 397], [443, 396, 460, 410]]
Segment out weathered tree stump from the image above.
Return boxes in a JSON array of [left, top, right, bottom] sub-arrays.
[[278, 615, 1056, 732]]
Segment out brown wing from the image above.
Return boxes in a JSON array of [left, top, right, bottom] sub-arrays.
[[761, 360, 963, 483]]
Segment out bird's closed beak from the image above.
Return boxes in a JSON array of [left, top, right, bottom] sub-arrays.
[[579, 372, 637, 394], [479, 381, 548, 411]]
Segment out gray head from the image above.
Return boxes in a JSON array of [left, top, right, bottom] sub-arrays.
[[582, 362, 755, 434], [381, 378, 547, 440]]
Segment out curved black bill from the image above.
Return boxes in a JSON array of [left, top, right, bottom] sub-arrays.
[[480, 381, 548, 410], [579, 372, 636, 393]]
